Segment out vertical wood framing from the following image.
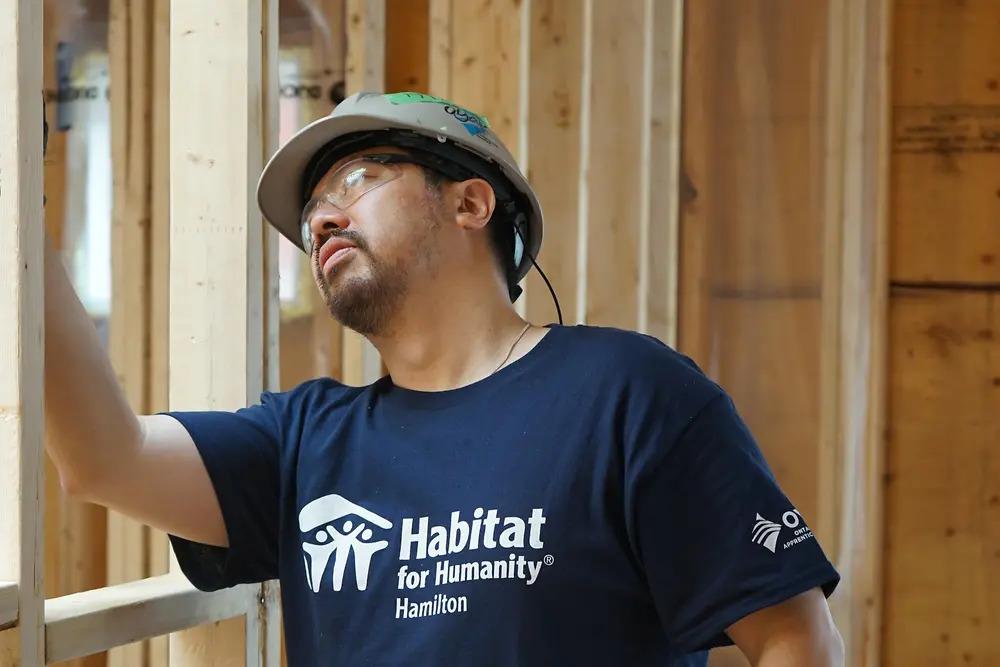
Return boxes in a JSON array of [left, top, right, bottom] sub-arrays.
[[427, 0, 452, 98], [385, 0, 429, 93], [640, 0, 684, 346], [0, 2, 44, 665], [259, 0, 283, 664], [444, 0, 529, 314], [149, 3, 173, 667], [41, 0, 69, 251], [820, 1, 892, 665], [447, 0, 523, 173], [343, 0, 386, 386], [37, 5, 109, 667], [346, 0, 386, 96], [574, 0, 593, 325], [523, 0, 584, 326], [108, 1, 154, 663], [309, 0, 347, 387], [582, 0, 645, 328], [168, 1, 270, 665], [41, 10, 108, 667]]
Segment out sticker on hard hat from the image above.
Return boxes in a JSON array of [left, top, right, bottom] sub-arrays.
[[385, 91, 491, 129]]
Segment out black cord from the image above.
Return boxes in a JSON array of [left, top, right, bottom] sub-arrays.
[[514, 224, 563, 325]]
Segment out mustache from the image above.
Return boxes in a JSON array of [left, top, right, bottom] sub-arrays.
[[314, 229, 368, 257]]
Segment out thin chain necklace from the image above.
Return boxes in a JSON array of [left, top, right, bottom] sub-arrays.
[[491, 322, 532, 376]]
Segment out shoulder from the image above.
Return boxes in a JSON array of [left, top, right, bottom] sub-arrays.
[[551, 325, 726, 441], [556, 325, 720, 397], [257, 376, 369, 420]]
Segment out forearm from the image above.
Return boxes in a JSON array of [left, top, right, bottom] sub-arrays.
[[44, 236, 142, 494]]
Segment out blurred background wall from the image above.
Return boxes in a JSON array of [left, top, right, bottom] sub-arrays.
[[38, 0, 998, 665]]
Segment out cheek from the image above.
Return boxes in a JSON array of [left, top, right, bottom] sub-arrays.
[[356, 188, 436, 257]]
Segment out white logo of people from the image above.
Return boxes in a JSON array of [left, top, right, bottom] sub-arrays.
[[299, 494, 393, 593]]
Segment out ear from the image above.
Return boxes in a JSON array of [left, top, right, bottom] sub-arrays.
[[453, 178, 495, 231]]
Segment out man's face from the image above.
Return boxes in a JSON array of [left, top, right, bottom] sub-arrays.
[[305, 146, 445, 335]]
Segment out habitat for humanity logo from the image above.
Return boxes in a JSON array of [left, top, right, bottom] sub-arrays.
[[298, 492, 554, 621], [751, 509, 814, 554], [299, 494, 393, 592]]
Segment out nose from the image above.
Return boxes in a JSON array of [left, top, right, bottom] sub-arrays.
[[308, 204, 350, 246]]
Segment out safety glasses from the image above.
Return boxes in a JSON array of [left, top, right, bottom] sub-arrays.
[[300, 153, 458, 253]]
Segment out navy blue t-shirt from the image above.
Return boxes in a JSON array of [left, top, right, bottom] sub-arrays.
[[167, 324, 839, 666]]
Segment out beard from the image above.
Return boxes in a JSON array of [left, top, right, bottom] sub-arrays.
[[312, 216, 439, 336]]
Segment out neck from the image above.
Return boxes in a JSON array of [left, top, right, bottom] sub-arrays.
[[366, 275, 533, 392]]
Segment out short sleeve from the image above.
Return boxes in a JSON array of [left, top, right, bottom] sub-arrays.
[[627, 391, 840, 653], [164, 393, 283, 591]]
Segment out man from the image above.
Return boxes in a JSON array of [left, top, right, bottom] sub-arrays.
[[45, 91, 843, 665]]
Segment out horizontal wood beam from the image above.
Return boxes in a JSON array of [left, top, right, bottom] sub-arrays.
[[0, 582, 17, 630], [44, 575, 257, 664]]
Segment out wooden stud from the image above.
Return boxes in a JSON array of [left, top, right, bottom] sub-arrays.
[[53, 499, 107, 667], [575, 0, 593, 325], [445, 0, 528, 315], [817, 2, 892, 665], [271, 0, 346, 392], [448, 0, 523, 163], [40, 6, 77, 648], [41, 0, 70, 251], [385, 0, 429, 93], [311, 0, 347, 387], [168, 1, 270, 665], [523, 0, 584, 326], [346, 0, 386, 96], [343, 0, 386, 386], [640, 0, 684, 346], [0, 4, 45, 667], [261, 0, 281, 397], [38, 4, 111, 666], [108, 1, 154, 663], [149, 4, 172, 667], [427, 0, 452, 98], [583, 0, 645, 328], [259, 0, 283, 664]]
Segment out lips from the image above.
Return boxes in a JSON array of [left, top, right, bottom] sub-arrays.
[[318, 236, 358, 271]]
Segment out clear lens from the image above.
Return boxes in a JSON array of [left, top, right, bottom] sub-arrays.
[[301, 218, 313, 254], [299, 158, 404, 250]]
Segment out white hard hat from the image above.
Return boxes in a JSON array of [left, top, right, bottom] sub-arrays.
[[257, 91, 543, 287]]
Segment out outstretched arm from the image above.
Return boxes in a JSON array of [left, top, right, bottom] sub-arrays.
[[42, 102, 227, 547]]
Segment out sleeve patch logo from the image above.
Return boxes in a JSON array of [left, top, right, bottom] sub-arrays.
[[752, 509, 814, 554]]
